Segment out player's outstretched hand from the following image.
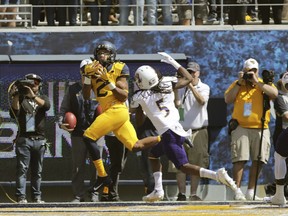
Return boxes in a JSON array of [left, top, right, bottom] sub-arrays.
[[158, 52, 181, 70]]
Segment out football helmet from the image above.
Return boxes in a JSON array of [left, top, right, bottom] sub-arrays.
[[135, 65, 159, 90], [25, 73, 43, 83], [93, 41, 116, 65]]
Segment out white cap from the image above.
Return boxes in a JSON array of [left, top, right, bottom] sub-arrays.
[[243, 58, 259, 71], [80, 59, 92, 69], [282, 72, 288, 90]]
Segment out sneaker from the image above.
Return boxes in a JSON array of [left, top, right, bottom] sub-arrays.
[[189, 195, 202, 201], [176, 193, 186, 201], [264, 183, 276, 196], [216, 168, 237, 192], [142, 189, 164, 202], [207, 13, 217, 22], [71, 197, 85, 203], [90, 193, 99, 202], [17, 198, 28, 204], [34, 199, 45, 204], [94, 176, 112, 192], [234, 191, 246, 201], [264, 195, 286, 206], [245, 193, 262, 201]]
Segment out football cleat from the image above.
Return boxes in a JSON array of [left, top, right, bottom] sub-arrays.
[[94, 176, 112, 192], [216, 168, 237, 192], [142, 189, 164, 202]]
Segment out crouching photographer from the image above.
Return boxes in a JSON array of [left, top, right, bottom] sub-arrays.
[[8, 73, 51, 204]]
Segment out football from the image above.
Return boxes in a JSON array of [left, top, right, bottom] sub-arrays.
[[64, 112, 77, 129]]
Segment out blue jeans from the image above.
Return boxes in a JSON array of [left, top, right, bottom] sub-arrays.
[[159, 0, 173, 25], [145, 0, 157, 25], [15, 137, 46, 200], [119, 0, 144, 25]]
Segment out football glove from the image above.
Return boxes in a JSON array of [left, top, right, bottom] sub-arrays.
[[158, 52, 181, 70], [82, 60, 105, 77]]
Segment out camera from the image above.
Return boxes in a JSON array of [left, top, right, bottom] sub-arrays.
[[243, 72, 253, 80], [262, 70, 275, 84], [14, 79, 34, 95]]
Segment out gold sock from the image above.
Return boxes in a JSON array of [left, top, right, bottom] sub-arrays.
[[93, 159, 107, 177], [103, 186, 109, 194]]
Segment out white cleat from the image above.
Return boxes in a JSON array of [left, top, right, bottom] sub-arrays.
[[264, 195, 287, 206], [143, 189, 164, 202], [216, 168, 237, 192]]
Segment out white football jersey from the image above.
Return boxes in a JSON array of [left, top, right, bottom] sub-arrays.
[[131, 76, 188, 137]]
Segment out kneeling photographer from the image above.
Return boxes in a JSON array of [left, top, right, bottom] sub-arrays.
[[9, 73, 51, 204], [224, 58, 278, 201]]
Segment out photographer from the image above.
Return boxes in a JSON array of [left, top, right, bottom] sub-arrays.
[[224, 58, 278, 201], [9, 74, 50, 204], [264, 72, 288, 206]]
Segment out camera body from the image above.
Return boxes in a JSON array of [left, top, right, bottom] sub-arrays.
[[14, 79, 34, 95], [243, 72, 253, 80], [262, 70, 275, 84]]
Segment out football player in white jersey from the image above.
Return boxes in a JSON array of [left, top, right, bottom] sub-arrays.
[[130, 52, 237, 202]]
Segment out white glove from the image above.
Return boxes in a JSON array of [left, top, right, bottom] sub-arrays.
[[158, 52, 181, 70]]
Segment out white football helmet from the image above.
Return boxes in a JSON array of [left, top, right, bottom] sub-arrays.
[[135, 65, 159, 90]]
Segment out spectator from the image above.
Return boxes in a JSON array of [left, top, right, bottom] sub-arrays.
[[80, 41, 160, 193], [58, 0, 78, 26], [144, 0, 172, 25], [85, 0, 112, 25], [58, 59, 104, 202], [131, 52, 237, 202], [0, 0, 19, 27], [258, 0, 284, 24], [176, 0, 208, 25], [207, 0, 218, 22], [227, 0, 248, 25], [170, 61, 210, 201], [246, 0, 257, 22], [264, 72, 288, 204], [224, 58, 278, 201], [119, 0, 144, 25], [9, 74, 51, 203]]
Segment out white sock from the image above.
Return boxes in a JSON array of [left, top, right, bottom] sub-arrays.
[[153, 171, 163, 191], [246, 189, 254, 196], [199, 168, 217, 180], [236, 188, 242, 194]]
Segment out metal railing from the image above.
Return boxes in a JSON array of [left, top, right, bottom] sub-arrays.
[[0, 4, 32, 28], [0, 1, 287, 27]]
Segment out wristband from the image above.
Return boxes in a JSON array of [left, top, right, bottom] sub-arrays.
[[84, 77, 91, 85], [172, 60, 181, 70], [107, 83, 116, 90]]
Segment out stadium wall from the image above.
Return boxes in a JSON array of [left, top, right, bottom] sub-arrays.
[[0, 28, 287, 201]]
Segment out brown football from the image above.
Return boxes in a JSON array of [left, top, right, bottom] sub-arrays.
[[64, 112, 77, 129]]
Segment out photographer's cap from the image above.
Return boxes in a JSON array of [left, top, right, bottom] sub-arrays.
[[282, 72, 288, 89], [187, 62, 200, 72], [243, 58, 259, 71]]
